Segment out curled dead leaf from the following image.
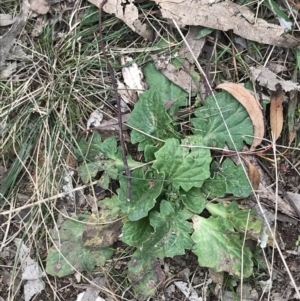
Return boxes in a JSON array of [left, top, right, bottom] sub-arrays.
[[88, 0, 153, 40], [155, 59, 199, 93], [270, 83, 284, 141], [250, 66, 300, 91], [178, 26, 206, 63], [216, 83, 265, 151], [29, 0, 50, 14], [242, 158, 260, 190], [155, 0, 300, 48], [0, 14, 14, 26]]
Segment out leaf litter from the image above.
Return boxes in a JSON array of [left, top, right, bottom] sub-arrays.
[[0, 0, 31, 75], [89, 0, 300, 47], [14, 238, 46, 301], [88, 0, 153, 40], [0, 14, 15, 26], [250, 66, 300, 91], [74, 277, 106, 301], [29, 0, 50, 15]]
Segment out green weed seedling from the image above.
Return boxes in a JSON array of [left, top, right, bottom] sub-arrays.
[[46, 62, 263, 298]]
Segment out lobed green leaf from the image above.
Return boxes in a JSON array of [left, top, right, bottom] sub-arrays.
[[118, 168, 165, 221], [152, 138, 211, 191], [128, 89, 181, 150], [141, 200, 194, 258]]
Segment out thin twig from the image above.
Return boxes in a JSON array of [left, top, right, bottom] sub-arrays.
[[98, 0, 131, 201]]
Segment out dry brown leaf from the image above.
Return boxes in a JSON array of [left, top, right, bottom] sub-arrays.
[[117, 81, 137, 105], [0, 62, 17, 79], [31, 15, 48, 37], [118, 56, 147, 104], [159, 62, 198, 93], [154, 0, 299, 48], [250, 66, 300, 91], [29, 0, 49, 14], [217, 83, 264, 151], [178, 26, 206, 63], [230, 146, 296, 217], [209, 268, 224, 287], [88, 0, 299, 47], [121, 56, 146, 94], [88, 0, 153, 40], [242, 158, 260, 190], [75, 277, 104, 301], [93, 113, 131, 141], [270, 83, 284, 141], [0, 14, 14, 26], [266, 62, 288, 74], [152, 55, 201, 93], [97, 113, 130, 131]]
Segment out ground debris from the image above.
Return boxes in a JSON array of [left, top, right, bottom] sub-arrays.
[[88, 0, 153, 40], [87, 0, 299, 47], [250, 66, 300, 91], [0, 0, 31, 74], [14, 238, 46, 301], [154, 0, 299, 48]]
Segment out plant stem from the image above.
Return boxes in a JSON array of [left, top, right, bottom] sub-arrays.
[[98, 0, 131, 200]]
